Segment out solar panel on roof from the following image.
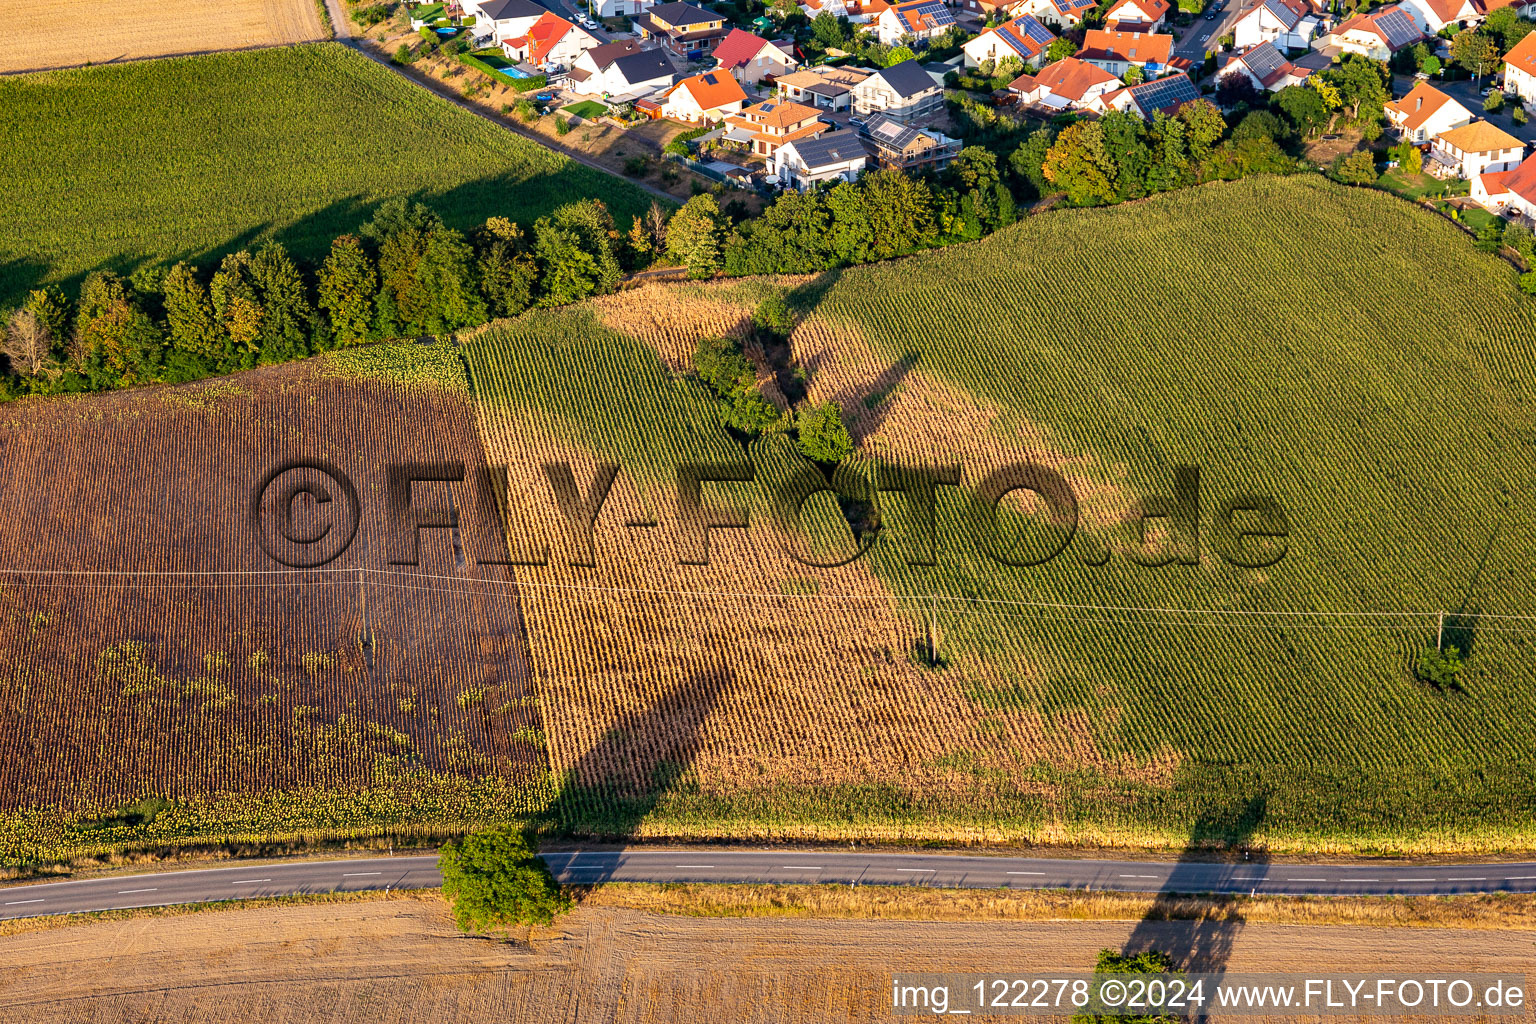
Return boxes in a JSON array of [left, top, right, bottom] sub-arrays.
[[1016, 15, 1054, 43], [1260, 0, 1302, 29], [1242, 41, 1286, 79], [1374, 7, 1420, 48], [1131, 73, 1198, 112]]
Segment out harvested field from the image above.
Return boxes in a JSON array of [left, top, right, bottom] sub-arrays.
[[6, 0, 326, 75], [0, 347, 544, 830], [0, 894, 1528, 1022]]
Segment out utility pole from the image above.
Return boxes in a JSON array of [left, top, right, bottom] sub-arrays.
[[928, 593, 938, 667], [1437, 610, 1445, 652]]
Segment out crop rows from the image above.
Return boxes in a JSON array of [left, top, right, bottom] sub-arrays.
[[0, 44, 653, 308], [458, 177, 1536, 847]]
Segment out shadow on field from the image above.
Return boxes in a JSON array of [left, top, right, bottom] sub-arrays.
[[536, 667, 731, 880], [1119, 793, 1270, 1017]]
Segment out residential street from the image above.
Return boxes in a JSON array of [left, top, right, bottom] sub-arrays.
[[1174, 3, 1242, 61]]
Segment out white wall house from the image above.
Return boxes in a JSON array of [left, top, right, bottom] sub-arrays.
[[569, 42, 676, 98], [1329, 5, 1424, 62], [466, 0, 551, 44], [961, 15, 1056, 69], [1472, 153, 1536, 215], [773, 129, 869, 189], [1232, 0, 1318, 51], [501, 13, 599, 70], [850, 59, 944, 121], [1506, 33, 1536, 105], [1021, 0, 1098, 29], [1383, 82, 1474, 143], [660, 70, 748, 121], [1104, 0, 1170, 30], [876, 0, 957, 45], [593, 0, 656, 17], [1399, 0, 1476, 35], [1007, 56, 1121, 111], [1216, 41, 1316, 92], [1429, 121, 1525, 179]]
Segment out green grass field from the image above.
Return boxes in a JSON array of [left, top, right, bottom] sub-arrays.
[[0, 43, 653, 308], [562, 100, 608, 119], [461, 176, 1536, 852]]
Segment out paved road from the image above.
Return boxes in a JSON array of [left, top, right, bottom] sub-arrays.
[[1174, 4, 1240, 61], [5, 849, 1536, 921]]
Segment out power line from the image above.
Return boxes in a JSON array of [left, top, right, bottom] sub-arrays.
[[0, 565, 1517, 626]]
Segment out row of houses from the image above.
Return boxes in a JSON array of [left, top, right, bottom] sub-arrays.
[[1004, 54, 1202, 118]]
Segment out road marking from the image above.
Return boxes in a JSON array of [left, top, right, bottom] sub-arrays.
[[342, 872, 382, 877], [1397, 877, 1434, 882], [673, 864, 715, 869], [231, 879, 272, 885], [1287, 877, 1327, 882], [1447, 877, 1488, 881], [117, 888, 158, 894], [1505, 875, 1536, 880], [1228, 876, 1265, 881], [896, 868, 935, 873], [1118, 874, 1159, 879], [4, 899, 43, 905], [779, 865, 823, 870], [1340, 878, 1381, 882], [1007, 871, 1047, 876]]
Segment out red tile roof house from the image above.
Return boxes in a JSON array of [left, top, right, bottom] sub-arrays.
[[1330, 4, 1425, 62], [1076, 28, 1176, 79], [711, 28, 798, 86], [876, 0, 958, 46], [501, 11, 600, 70], [1383, 81, 1474, 144], [1104, 0, 1170, 30], [660, 69, 749, 121], [1008, 56, 1122, 112], [799, 0, 890, 23], [1505, 32, 1536, 106], [1472, 149, 1536, 217]]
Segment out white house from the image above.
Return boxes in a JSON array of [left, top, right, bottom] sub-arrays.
[[1400, 0, 1477, 34], [1102, 71, 1200, 118], [710, 29, 797, 85], [851, 59, 944, 121], [1007, 55, 1122, 111], [800, 0, 890, 22], [773, 129, 869, 189], [961, 15, 1056, 69], [1329, 5, 1424, 61], [501, 12, 599, 70], [876, 0, 957, 45], [1506, 32, 1536, 105], [1232, 0, 1318, 51], [465, 0, 551, 44], [568, 40, 676, 98], [1383, 81, 1474, 143], [591, 0, 656, 17], [1104, 0, 1170, 30], [1077, 28, 1176, 78], [1472, 151, 1536, 215], [1428, 120, 1525, 179], [1217, 41, 1317, 92], [660, 69, 749, 121], [1020, 0, 1099, 29]]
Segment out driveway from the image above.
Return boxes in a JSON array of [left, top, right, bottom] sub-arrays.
[[1397, 72, 1536, 147]]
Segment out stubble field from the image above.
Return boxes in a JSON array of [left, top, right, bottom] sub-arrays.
[[6, 0, 326, 74], [0, 893, 1528, 1022]]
